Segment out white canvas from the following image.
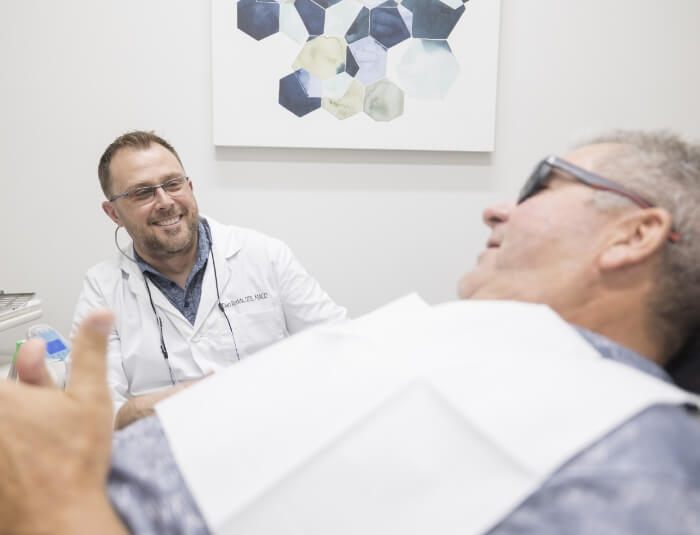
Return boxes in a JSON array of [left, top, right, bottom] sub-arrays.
[[212, 0, 501, 151]]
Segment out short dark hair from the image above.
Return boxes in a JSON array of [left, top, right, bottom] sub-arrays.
[[98, 130, 183, 198]]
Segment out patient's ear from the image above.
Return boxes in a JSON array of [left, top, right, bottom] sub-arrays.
[[102, 200, 122, 226], [599, 208, 672, 271]]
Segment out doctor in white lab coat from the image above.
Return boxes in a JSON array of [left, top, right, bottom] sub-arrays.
[[70, 131, 346, 428]]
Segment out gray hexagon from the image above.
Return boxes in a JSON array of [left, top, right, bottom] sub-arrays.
[[364, 78, 404, 121]]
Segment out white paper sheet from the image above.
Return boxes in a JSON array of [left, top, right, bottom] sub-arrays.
[[157, 296, 699, 535]]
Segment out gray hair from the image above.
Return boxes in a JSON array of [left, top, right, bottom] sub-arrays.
[[579, 130, 700, 357]]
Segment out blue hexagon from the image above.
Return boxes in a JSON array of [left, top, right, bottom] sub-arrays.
[[237, 0, 280, 41], [315, 0, 344, 7], [369, 2, 410, 49], [348, 36, 388, 85], [345, 47, 360, 77], [279, 71, 322, 117], [401, 0, 465, 39], [295, 0, 325, 36], [345, 6, 369, 44], [294, 68, 322, 98], [358, 0, 385, 7]]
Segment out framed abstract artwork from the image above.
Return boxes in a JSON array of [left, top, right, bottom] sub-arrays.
[[212, 0, 501, 151]]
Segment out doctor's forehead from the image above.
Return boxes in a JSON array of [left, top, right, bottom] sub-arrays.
[[109, 144, 185, 184]]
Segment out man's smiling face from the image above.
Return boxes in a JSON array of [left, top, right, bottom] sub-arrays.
[[102, 142, 199, 263]]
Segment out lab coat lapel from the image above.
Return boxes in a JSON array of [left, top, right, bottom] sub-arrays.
[[193, 217, 242, 333], [120, 244, 150, 300], [118, 242, 188, 321]]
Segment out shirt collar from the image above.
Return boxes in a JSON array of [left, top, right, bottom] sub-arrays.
[[574, 326, 673, 384]]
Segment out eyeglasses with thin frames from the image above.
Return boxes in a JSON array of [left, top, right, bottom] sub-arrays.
[[109, 176, 190, 205], [518, 155, 680, 243]]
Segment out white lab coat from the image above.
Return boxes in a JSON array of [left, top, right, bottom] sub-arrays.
[[70, 217, 347, 413]]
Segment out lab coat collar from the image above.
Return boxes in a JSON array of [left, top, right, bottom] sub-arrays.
[[202, 215, 242, 261], [192, 216, 241, 332], [117, 215, 242, 320], [118, 241, 149, 300]]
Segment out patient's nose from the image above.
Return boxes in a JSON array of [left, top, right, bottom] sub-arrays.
[[483, 202, 514, 228]]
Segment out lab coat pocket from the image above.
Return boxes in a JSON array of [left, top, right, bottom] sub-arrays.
[[234, 308, 287, 357]]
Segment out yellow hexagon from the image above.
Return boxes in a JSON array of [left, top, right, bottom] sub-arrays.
[[322, 79, 365, 120], [292, 36, 347, 81]]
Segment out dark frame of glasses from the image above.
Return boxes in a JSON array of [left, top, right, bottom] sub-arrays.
[[109, 175, 190, 203], [518, 155, 679, 243]]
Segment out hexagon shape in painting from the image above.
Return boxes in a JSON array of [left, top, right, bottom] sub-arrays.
[[440, 0, 469, 9], [279, 71, 322, 117], [294, 68, 323, 98], [237, 0, 280, 41], [401, 0, 465, 39], [295, 0, 325, 36], [345, 46, 360, 77], [292, 36, 347, 80], [345, 6, 369, 44], [357, 0, 386, 8], [322, 79, 365, 120], [397, 39, 459, 100], [397, 3, 414, 35], [322, 71, 354, 99], [364, 78, 404, 122], [314, 0, 344, 8], [348, 36, 388, 85], [280, 2, 309, 43], [369, 2, 410, 49], [325, 0, 364, 37]]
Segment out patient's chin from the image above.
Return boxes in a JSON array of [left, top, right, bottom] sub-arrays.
[[458, 270, 515, 301], [457, 272, 482, 300]]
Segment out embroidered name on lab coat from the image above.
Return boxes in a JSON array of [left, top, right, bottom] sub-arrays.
[[222, 292, 270, 308]]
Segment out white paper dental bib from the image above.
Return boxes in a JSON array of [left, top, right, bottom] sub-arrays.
[[156, 296, 699, 535]]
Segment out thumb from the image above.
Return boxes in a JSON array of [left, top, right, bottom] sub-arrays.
[[67, 309, 114, 403], [16, 338, 57, 388]]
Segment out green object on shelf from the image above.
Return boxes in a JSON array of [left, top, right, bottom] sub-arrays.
[[12, 339, 24, 363], [6, 340, 24, 380]]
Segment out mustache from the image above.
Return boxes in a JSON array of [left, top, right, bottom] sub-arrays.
[[148, 208, 186, 224]]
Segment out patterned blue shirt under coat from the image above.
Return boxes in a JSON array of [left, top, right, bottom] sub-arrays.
[[135, 219, 211, 325]]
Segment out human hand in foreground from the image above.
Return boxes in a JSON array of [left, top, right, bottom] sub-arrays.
[[0, 309, 128, 535]]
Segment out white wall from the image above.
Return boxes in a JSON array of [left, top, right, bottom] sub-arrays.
[[1, 0, 699, 353]]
